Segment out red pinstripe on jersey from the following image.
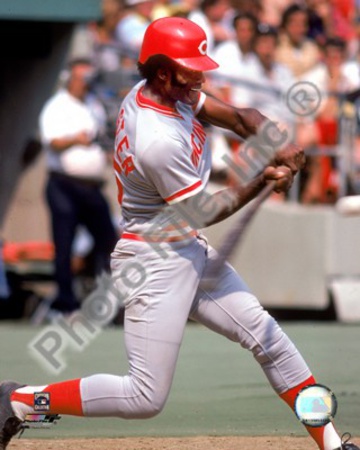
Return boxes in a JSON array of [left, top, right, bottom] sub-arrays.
[[165, 180, 202, 204], [136, 87, 183, 118]]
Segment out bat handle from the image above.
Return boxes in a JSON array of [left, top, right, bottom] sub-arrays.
[[248, 180, 276, 209], [203, 180, 276, 287], [217, 180, 275, 262]]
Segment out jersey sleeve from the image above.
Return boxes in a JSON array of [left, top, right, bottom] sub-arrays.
[[140, 134, 204, 205]]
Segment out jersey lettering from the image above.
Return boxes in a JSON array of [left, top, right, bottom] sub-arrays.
[[190, 120, 206, 168], [116, 108, 125, 135], [114, 109, 135, 204], [115, 125, 135, 177], [116, 135, 130, 154], [122, 155, 135, 176]]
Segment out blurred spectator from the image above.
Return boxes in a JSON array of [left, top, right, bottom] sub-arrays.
[[0, 234, 10, 299], [305, 0, 334, 46], [332, 0, 357, 43], [67, 0, 138, 139], [69, 0, 124, 72], [351, 0, 360, 60], [230, 0, 263, 20], [220, 23, 296, 195], [205, 13, 258, 182], [39, 59, 117, 313], [212, 12, 258, 105], [88, 0, 125, 72], [242, 23, 295, 127], [115, 0, 155, 62], [188, 0, 234, 56], [333, 0, 359, 62], [260, 0, 295, 26], [305, 0, 356, 48], [151, 0, 191, 19], [350, 96, 360, 194], [275, 3, 321, 78], [298, 37, 359, 203]]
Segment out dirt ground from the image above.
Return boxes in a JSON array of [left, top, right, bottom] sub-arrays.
[[9, 436, 337, 450]]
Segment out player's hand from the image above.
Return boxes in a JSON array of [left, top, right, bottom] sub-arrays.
[[263, 165, 294, 193], [273, 143, 305, 175]]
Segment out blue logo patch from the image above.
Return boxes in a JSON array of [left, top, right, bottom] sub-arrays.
[[34, 392, 50, 411]]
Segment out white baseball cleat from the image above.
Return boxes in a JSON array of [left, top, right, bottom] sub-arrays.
[[0, 380, 61, 449]]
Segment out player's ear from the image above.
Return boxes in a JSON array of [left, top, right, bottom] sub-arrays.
[[157, 67, 169, 82]]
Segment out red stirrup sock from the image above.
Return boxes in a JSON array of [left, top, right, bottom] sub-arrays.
[[10, 379, 84, 418], [280, 376, 341, 450]]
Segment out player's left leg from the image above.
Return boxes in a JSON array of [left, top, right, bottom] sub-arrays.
[[1, 237, 209, 448], [191, 246, 357, 450]]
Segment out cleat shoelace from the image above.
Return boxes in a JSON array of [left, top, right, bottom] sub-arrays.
[[341, 432, 359, 449], [342, 432, 352, 443]]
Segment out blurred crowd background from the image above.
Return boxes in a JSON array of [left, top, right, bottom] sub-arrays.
[[66, 0, 360, 205], [1, 0, 360, 322]]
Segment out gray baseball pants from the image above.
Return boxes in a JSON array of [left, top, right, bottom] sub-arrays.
[[80, 236, 311, 417]]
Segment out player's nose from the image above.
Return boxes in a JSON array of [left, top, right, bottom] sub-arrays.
[[191, 73, 206, 90]]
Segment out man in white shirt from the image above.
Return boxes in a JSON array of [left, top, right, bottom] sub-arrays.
[[39, 59, 117, 313], [245, 23, 295, 127], [212, 12, 259, 105]]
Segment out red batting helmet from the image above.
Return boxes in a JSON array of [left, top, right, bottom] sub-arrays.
[[139, 17, 219, 71]]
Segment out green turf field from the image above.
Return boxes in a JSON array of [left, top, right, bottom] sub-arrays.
[[0, 321, 359, 439]]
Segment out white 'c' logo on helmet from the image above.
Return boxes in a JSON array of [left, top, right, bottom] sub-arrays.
[[198, 40, 207, 55]]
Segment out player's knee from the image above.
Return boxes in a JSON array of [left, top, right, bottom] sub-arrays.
[[138, 401, 164, 419], [250, 316, 296, 365], [128, 395, 166, 419], [236, 307, 281, 360]]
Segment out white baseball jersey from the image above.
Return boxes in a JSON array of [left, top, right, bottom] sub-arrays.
[[80, 82, 312, 423], [114, 80, 211, 240]]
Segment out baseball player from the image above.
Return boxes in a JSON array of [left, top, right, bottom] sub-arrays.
[[0, 17, 358, 450]]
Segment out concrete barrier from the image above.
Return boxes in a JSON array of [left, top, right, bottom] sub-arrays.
[[205, 199, 360, 321]]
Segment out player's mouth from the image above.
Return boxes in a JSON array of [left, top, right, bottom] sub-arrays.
[[190, 86, 202, 92]]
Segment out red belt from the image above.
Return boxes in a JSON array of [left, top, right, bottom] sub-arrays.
[[121, 231, 197, 243]]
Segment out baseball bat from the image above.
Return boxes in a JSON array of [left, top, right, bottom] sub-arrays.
[[203, 180, 276, 286]]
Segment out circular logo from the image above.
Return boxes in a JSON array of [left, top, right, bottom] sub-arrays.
[[294, 384, 338, 427], [198, 40, 208, 55], [285, 81, 322, 117]]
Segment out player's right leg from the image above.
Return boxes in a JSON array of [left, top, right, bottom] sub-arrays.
[[191, 244, 359, 450], [1, 238, 206, 447]]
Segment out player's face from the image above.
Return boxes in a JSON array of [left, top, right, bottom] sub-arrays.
[[168, 65, 206, 106]]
